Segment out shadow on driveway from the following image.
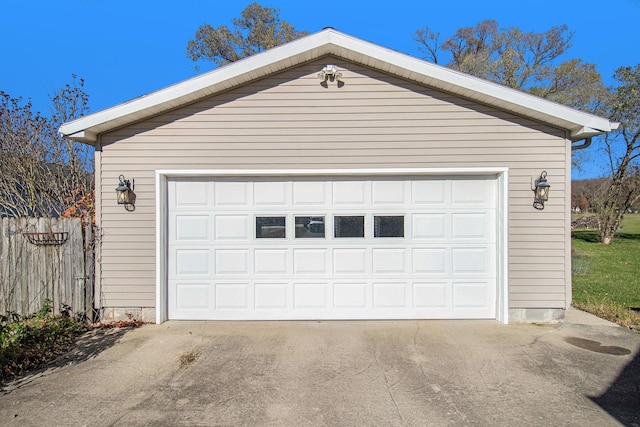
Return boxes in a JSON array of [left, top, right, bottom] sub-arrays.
[[590, 348, 640, 426], [1, 327, 132, 395]]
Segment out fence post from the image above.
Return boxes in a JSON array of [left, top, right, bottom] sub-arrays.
[[84, 222, 96, 322]]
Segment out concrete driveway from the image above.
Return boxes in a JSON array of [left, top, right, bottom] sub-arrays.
[[1, 308, 639, 426]]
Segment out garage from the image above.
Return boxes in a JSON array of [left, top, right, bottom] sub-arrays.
[[166, 172, 500, 320], [59, 28, 618, 323]]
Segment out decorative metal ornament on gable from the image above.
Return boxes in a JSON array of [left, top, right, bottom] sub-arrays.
[[532, 171, 550, 210], [116, 174, 136, 211]]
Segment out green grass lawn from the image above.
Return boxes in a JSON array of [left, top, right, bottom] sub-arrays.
[[572, 214, 640, 329]]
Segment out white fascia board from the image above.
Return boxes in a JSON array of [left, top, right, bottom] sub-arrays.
[[571, 127, 604, 139], [65, 130, 97, 143]]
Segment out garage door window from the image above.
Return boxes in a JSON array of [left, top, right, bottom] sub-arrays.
[[256, 216, 286, 238], [295, 216, 325, 238], [334, 215, 365, 238], [374, 215, 404, 237]]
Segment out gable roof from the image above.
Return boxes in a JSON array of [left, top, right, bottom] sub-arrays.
[[60, 28, 617, 144]]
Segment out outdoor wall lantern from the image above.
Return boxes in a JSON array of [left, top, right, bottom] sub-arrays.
[[532, 171, 550, 210], [116, 174, 135, 211], [318, 65, 343, 87]]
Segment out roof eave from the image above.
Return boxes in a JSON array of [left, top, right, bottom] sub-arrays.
[[65, 130, 97, 144]]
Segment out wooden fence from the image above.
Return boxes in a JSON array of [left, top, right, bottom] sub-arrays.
[[0, 217, 94, 318]]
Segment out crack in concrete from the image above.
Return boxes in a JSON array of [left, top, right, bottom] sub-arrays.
[[352, 363, 373, 377], [412, 322, 434, 388], [372, 348, 405, 424], [389, 370, 408, 390], [409, 322, 469, 426]]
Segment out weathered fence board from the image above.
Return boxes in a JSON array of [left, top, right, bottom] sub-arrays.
[[0, 217, 94, 318]]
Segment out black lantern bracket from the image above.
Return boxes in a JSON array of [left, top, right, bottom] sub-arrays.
[[116, 174, 136, 211], [532, 171, 550, 210]]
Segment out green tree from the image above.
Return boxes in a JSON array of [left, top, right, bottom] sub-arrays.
[[414, 20, 607, 112], [186, 2, 308, 67], [593, 65, 640, 244]]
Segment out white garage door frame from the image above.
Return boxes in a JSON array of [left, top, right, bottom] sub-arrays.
[[155, 168, 509, 324]]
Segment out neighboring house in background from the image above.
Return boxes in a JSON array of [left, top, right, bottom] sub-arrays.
[[60, 29, 616, 324]]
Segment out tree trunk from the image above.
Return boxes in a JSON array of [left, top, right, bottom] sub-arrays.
[[599, 230, 614, 245], [597, 214, 618, 245], [596, 141, 636, 245]]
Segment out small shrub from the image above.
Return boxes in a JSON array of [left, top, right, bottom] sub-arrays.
[[571, 250, 590, 275], [0, 302, 87, 383], [37, 298, 53, 318]]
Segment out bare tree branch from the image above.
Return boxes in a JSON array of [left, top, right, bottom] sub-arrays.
[[0, 76, 93, 218]]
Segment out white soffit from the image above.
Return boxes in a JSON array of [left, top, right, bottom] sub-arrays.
[[60, 29, 617, 143]]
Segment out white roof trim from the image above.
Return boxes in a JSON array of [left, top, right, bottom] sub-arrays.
[[68, 130, 97, 143], [60, 28, 617, 143]]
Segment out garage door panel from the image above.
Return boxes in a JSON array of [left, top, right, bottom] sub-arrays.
[[293, 181, 328, 205], [372, 248, 407, 273], [372, 180, 407, 205], [175, 215, 210, 241], [293, 248, 329, 274], [215, 181, 249, 206], [213, 215, 249, 240], [254, 249, 289, 274], [255, 283, 289, 309], [333, 248, 368, 274], [215, 249, 249, 274], [294, 283, 330, 309], [168, 175, 499, 320], [452, 247, 493, 275], [452, 282, 492, 309], [412, 213, 447, 239], [452, 179, 487, 204], [413, 282, 448, 308], [174, 282, 211, 310], [216, 283, 250, 309], [412, 180, 447, 205], [333, 181, 368, 205], [174, 180, 210, 207], [175, 249, 211, 275], [334, 283, 368, 308], [254, 181, 289, 206], [452, 178, 496, 207], [373, 283, 409, 308], [169, 280, 496, 319], [452, 212, 496, 241], [412, 248, 447, 274]]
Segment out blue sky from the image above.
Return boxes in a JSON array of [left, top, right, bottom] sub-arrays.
[[1, 0, 639, 179]]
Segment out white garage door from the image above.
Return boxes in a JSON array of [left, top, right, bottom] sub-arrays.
[[167, 175, 497, 320]]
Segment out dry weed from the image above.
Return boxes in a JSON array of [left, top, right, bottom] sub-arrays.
[[178, 349, 198, 367]]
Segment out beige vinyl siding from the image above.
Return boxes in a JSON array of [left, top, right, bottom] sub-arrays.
[[98, 57, 569, 310]]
